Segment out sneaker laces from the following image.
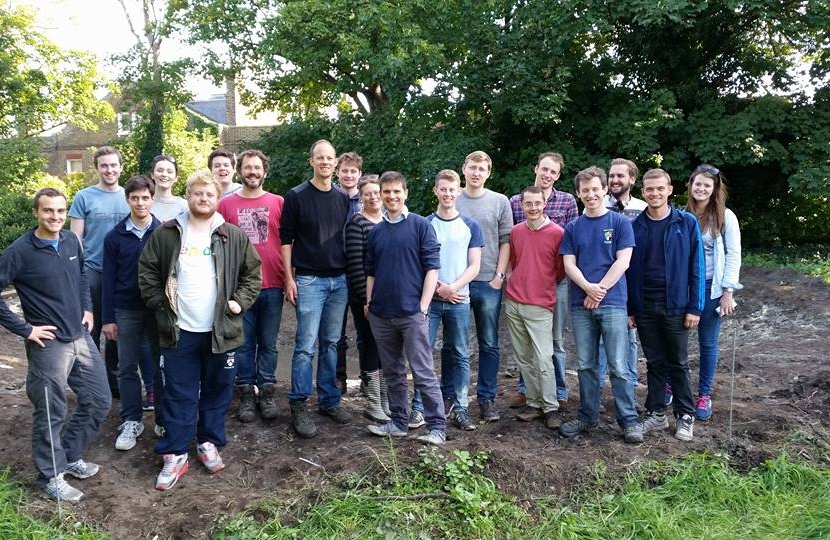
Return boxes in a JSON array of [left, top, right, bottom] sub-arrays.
[[120, 421, 142, 437], [199, 443, 219, 463], [695, 395, 710, 410], [161, 454, 184, 474]]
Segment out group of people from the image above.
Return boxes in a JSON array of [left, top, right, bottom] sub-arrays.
[[0, 141, 741, 502]]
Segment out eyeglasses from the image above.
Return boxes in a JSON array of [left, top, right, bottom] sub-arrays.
[[695, 164, 720, 176], [153, 155, 176, 164]]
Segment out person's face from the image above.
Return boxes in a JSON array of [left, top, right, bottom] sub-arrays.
[[433, 178, 459, 211], [608, 164, 634, 197], [211, 156, 234, 186], [534, 157, 561, 190], [187, 183, 220, 218], [642, 175, 673, 211], [381, 181, 408, 214], [127, 188, 154, 220], [360, 182, 382, 212], [689, 174, 714, 205], [337, 162, 361, 190], [240, 155, 265, 189], [462, 159, 490, 190], [577, 177, 607, 211], [96, 153, 122, 186], [309, 142, 336, 180], [152, 160, 177, 190], [521, 192, 546, 221], [33, 195, 67, 236]]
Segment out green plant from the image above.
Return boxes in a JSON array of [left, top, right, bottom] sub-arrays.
[[744, 244, 830, 284]]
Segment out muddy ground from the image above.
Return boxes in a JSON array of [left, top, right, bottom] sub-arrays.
[[0, 266, 828, 539]]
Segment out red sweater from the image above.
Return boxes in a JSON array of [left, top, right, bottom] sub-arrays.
[[505, 219, 565, 310]]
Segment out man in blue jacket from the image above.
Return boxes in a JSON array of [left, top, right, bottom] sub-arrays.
[[102, 175, 162, 452], [627, 168, 704, 442], [0, 188, 111, 502]]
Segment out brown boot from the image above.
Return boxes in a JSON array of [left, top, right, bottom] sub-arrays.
[[258, 383, 279, 420], [509, 393, 527, 408], [238, 384, 256, 423]]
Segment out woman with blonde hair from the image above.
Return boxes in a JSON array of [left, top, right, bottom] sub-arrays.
[[683, 164, 742, 421]]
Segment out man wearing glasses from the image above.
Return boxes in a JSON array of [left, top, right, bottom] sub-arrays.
[[508, 152, 578, 416], [69, 146, 130, 398]]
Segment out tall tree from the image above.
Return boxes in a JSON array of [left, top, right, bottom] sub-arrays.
[[0, 6, 112, 185]]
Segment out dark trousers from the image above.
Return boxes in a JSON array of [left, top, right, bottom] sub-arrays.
[[88, 268, 119, 394], [156, 330, 237, 455], [350, 303, 380, 372], [636, 301, 695, 417]]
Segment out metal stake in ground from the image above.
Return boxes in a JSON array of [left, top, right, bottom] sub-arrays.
[[44, 385, 63, 517], [727, 322, 738, 443]]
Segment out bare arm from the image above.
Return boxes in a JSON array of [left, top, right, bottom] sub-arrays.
[[489, 242, 510, 289], [70, 219, 85, 245], [420, 269, 439, 313], [436, 247, 482, 303]]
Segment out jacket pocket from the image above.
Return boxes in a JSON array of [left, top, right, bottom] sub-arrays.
[[222, 312, 244, 340]]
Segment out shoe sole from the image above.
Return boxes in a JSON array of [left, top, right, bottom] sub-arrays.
[[367, 426, 407, 437], [364, 410, 392, 423], [675, 432, 693, 442], [199, 459, 225, 473], [156, 462, 189, 491], [115, 438, 137, 451], [64, 467, 99, 480]]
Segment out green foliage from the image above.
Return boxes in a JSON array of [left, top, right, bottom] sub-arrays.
[[183, 0, 830, 245], [744, 244, 830, 284], [0, 469, 107, 539]]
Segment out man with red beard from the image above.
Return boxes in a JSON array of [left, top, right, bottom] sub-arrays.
[[218, 149, 285, 423]]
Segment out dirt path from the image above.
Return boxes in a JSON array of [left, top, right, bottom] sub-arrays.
[[0, 266, 827, 539]]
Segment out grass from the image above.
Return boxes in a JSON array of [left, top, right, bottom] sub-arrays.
[[744, 243, 830, 284], [0, 469, 106, 539], [214, 450, 830, 539]]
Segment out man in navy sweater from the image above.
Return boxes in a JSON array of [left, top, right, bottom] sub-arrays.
[[365, 171, 447, 445], [0, 188, 111, 502], [102, 175, 162, 451], [627, 168, 704, 442]]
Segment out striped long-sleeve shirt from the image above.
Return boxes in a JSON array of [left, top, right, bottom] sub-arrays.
[[345, 214, 377, 305]]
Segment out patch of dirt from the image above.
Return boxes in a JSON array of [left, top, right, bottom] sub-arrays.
[[0, 267, 828, 538]]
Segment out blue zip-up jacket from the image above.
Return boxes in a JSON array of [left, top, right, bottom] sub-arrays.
[[102, 215, 162, 324], [627, 205, 705, 318]]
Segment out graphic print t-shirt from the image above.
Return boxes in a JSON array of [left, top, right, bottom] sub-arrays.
[[177, 227, 217, 332]]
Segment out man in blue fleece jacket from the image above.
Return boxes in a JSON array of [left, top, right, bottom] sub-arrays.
[[0, 188, 111, 503]]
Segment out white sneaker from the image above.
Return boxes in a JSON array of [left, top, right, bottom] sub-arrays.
[[43, 473, 83, 502], [156, 453, 189, 491], [115, 420, 145, 451], [196, 442, 225, 473]]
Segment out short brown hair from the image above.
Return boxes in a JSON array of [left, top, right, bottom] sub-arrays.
[[537, 152, 564, 168], [337, 151, 363, 170], [610, 158, 638, 179], [642, 168, 671, 184], [379, 171, 407, 190], [574, 166, 607, 190], [236, 149, 270, 176], [33, 187, 67, 210], [520, 185, 544, 201], [463, 150, 492, 172], [208, 148, 235, 169], [93, 146, 122, 168], [434, 169, 460, 186]]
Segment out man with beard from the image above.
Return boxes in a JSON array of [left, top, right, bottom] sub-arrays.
[[139, 170, 261, 490], [280, 139, 352, 438], [218, 149, 285, 423]]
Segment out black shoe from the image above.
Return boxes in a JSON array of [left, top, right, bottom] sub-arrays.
[[290, 399, 318, 438], [453, 409, 477, 431], [320, 405, 352, 425], [237, 384, 256, 423], [479, 400, 501, 422]]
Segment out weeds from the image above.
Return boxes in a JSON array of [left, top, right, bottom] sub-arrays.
[[215, 451, 830, 539], [744, 244, 830, 284]]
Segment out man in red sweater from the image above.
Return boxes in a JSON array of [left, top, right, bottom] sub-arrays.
[[504, 186, 565, 430]]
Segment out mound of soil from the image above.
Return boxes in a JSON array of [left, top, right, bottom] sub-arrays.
[[0, 266, 827, 538]]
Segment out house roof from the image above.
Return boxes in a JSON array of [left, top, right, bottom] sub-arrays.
[[186, 96, 228, 125]]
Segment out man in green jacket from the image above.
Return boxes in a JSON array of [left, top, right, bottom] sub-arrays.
[[139, 169, 261, 491]]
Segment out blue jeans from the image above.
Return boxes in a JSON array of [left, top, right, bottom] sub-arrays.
[[598, 328, 639, 392], [115, 308, 159, 422], [412, 300, 472, 414], [287, 274, 348, 410], [636, 301, 694, 417], [572, 307, 638, 427], [157, 330, 237, 455], [369, 312, 446, 432], [697, 281, 723, 397], [25, 334, 111, 480], [236, 287, 284, 387], [469, 280, 502, 402]]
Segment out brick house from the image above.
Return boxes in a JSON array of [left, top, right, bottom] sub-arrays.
[[39, 78, 279, 177]]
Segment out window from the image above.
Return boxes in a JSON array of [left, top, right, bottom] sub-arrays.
[[117, 112, 137, 136], [66, 153, 83, 174]]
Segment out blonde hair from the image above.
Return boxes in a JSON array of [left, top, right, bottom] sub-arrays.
[[463, 150, 492, 172], [435, 169, 461, 186], [186, 169, 222, 198]]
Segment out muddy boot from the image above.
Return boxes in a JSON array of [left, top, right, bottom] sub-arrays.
[[258, 383, 279, 420], [364, 370, 391, 422], [359, 370, 369, 397], [290, 399, 318, 438], [379, 371, 391, 417], [238, 384, 257, 423]]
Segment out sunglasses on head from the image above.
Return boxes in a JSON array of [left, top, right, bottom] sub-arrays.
[[695, 164, 720, 176], [153, 155, 176, 164]]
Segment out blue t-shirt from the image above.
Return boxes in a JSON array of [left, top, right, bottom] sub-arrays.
[[69, 185, 130, 272], [559, 211, 635, 308], [427, 213, 484, 303]]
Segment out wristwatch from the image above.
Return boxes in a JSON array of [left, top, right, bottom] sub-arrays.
[[724, 287, 734, 294], [496, 272, 506, 280]]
